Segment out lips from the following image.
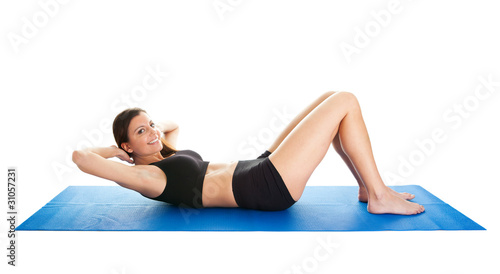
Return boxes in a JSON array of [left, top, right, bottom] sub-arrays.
[[148, 137, 159, 145]]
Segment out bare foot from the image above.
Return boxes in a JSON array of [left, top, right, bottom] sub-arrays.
[[358, 187, 369, 203], [358, 187, 415, 203], [367, 191, 425, 215], [388, 188, 415, 201]]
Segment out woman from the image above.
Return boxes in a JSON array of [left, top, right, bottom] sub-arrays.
[[73, 91, 425, 215]]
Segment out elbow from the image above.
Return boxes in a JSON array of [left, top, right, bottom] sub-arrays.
[[72, 150, 86, 167], [72, 150, 81, 165]]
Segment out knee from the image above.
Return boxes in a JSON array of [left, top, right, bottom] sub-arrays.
[[336, 90, 357, 100], [319, 91, 336, 102], [323, 91, 336, 98], [327, 90, 356, 99], [334, 91, 360, 109]]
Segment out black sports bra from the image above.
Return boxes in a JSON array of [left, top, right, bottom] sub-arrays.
[[143, 150, 209, 208]]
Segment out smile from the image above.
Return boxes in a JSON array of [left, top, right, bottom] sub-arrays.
[[148, 138, 159, 145]]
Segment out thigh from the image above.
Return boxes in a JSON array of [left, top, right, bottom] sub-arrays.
[[268, 91, 337, 153], [269, 92, 358, 200]]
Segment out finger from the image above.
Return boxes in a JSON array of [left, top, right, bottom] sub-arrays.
[[119, 155, 131, 162], [121, 156, 133, 164]]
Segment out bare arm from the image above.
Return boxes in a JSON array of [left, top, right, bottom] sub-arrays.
[[72, 146, 160, 193], [156, 120, 179, 147]]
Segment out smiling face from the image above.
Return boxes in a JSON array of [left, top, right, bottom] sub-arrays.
[[121, 112, 163, 158]]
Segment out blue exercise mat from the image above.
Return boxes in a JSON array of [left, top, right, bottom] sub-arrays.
[[17, 185, 484, 231]]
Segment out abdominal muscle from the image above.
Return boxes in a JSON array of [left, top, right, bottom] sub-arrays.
[[202, 161, 239, 208]]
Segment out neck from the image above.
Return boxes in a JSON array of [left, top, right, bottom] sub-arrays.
[[133, 152, 164, 165]]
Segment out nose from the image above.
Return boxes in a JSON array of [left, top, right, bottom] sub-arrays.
[[148, 128, 155, 136], [149, 126, 158, 136]]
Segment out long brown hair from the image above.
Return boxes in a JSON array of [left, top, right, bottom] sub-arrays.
[[112, 107, 176, 159]]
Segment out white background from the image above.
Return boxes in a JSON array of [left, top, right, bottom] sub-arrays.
[[1, 0, 499, 273]]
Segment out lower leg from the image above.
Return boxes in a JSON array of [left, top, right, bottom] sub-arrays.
[[337, 111, 386, 196], [332, 132, 415, 202], [332, 131, 367, 199], [337, 100, 424, 214]]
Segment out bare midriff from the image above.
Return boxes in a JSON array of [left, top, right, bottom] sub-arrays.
[[202, 161, 239, 208]]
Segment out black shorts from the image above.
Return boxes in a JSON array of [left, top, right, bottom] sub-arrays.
[[232, 151, 296, 211]]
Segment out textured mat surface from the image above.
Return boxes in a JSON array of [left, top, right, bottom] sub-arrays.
[[17, 185, 485, 231]]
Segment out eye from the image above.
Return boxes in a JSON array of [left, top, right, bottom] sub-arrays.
[[138, 128, 145, 134], [150, 123, 156, 128]]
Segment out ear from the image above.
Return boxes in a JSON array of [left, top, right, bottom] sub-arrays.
[[121, 143, 133, 154]]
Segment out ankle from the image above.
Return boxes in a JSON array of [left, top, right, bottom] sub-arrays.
[[368, 188, 390, 201]]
